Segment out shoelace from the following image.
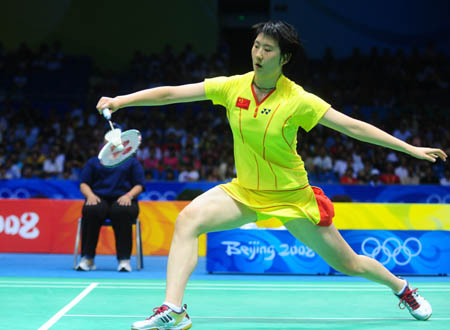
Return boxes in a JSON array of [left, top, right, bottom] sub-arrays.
[[398, 288, 420, 310], [147, 305, 169, 320]]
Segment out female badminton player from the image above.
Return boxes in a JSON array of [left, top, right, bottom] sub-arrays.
[[96, 21, 447, 330]]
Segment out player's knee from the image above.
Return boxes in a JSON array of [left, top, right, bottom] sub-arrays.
[[174, 206, 203, 237]]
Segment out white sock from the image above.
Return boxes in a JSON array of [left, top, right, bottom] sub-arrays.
[[396, 280, 408, 296], [163, 301, 183, 313]]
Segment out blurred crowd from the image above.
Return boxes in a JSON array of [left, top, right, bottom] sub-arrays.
[[0, 40, 449, 185]]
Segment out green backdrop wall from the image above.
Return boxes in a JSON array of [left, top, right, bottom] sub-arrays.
[[0, 0, 219, 70]]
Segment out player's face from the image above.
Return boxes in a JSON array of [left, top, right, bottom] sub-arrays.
[[252, 33, 283, 75]]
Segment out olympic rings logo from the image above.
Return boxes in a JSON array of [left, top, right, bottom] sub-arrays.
[[0, 188, 31, 199], [361, 237, 422, 266]]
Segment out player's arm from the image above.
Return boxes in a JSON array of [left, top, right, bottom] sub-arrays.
[[96, 82, 207, 113], [319, 107, 447, 163]]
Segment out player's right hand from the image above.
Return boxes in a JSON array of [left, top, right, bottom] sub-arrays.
[[96, 96, 121, 115]]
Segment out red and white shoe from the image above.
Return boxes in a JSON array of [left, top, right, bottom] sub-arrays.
[[396, 282, 432, 320], [131, 304, 192, 330]]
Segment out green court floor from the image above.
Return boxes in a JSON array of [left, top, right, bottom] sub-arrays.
[[1, 277, 449, 330]]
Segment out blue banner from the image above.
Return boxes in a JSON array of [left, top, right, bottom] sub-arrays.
[[1, 179, 450, 203], [207, 229, 450, 275]]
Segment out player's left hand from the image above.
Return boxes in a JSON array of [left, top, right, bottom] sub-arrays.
[[117, 194, 132, 206], [408, 147, 447, 163]]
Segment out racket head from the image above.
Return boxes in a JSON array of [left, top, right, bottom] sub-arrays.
[[98, 129, 142, 167]]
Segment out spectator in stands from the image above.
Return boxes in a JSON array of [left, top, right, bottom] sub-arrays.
[[301, 149, 316, 174], [205, 167, 221, 182], [356, 166, 371, 184], [178, 161, 200, 182], [42, 149, 63, 178], [420, 164, 439, 184], [24, 147, 45, 178], [340, 168, 358, 184], [380, 163, 400, 184], [393, 120, 412, 142], [64, 142, 87, 175], [142, 147, 161, 172], [76, 155, 145, 272], [179, 146, 200, 170], [313, 146, 333, 174], [164, 167, 176, 181], [0, 145, 7, 166], [369, 168, 382, 186], [4, 156, 21, 179], [145, 169, 156, 181], [401, 164, 420, 185], [162, 146, 180, 170], [440, 170, 450, 186], [218, 154, 234, 181], [394, 156, 409, 182], [333, 153, 349, 178], [351, 146, 364, 174], [0, 166, 6, 179]]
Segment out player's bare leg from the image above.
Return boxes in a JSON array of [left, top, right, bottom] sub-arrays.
[[166, 186, 256, 305], [285, 219, 432, 320], [132, 187, 256, 330]]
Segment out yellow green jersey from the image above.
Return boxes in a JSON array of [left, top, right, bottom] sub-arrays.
[[204, 72, 330, 191]]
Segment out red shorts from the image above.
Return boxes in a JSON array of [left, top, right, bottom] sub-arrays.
[[311, 186, 335, 226]]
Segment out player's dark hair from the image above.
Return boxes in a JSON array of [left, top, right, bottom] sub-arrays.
[[252, 20, 302, 73]]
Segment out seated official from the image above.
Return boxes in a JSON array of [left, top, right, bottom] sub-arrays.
[[76, 156, 145, 272]]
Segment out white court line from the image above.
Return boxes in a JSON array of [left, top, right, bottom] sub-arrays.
[[37, 282, 98, 330], [64, 314, 450, 321], [1, 284, 450, 291], [0, 280, 94, 284], [0, 280, 449, 288], [0, 285, 87, 288]]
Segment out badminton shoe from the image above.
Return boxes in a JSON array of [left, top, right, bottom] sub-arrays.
[[118, 259, 132, 272], [76, 257, 96, 271], [395, 282, 432, 320], [131, 304, 192, 330]]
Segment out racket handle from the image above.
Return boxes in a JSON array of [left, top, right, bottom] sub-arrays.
[[102, 108, 111, 120]]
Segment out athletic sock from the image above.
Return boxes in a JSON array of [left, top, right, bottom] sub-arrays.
[[396, 280, 408, 296], [163, 301, 183, 313]]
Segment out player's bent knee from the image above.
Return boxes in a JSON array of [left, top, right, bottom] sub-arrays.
[[174, 207, 204, 237]]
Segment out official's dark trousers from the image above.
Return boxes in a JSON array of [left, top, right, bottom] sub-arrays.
[[81, 198, 139, 260]]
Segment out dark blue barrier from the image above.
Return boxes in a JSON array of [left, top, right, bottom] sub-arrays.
[[207, 229, 450, 275], [1, 179, 449, 203]]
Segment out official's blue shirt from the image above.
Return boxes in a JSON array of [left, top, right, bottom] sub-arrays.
[[80, 157, 145, 199]]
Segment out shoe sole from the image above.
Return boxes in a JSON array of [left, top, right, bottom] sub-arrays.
[[130, 322, 192, 330], [76, 265, 96, 271], [415, 313, 432, 321]]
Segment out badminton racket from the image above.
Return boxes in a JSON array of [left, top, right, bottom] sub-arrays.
[[98, 108, 142, 167]]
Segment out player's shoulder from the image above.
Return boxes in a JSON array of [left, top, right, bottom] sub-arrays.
[[211, 72, 252, 84], [278, 75, 306, 99]]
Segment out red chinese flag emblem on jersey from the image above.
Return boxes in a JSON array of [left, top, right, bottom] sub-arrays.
[[236, 97, 250, 110]]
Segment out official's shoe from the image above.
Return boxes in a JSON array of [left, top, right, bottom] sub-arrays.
[[396, 282, 432, 320], [131, 304, 192, 330], [76, 257, 96, 271], [118, 259, 132, 272]]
